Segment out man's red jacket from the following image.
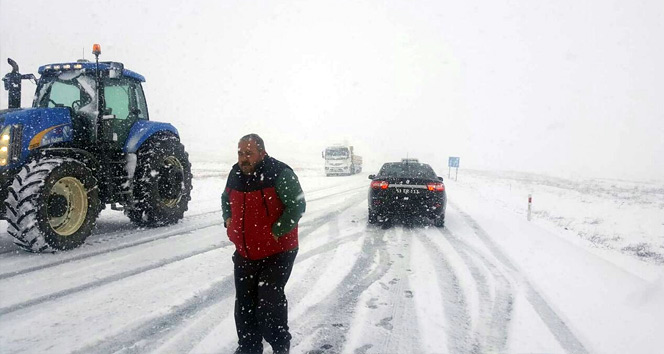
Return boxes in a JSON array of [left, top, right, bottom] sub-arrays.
[[222, 156, 306, 260]]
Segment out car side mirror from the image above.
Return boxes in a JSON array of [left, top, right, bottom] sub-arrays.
[[438, 176, 444, 181], [368, 174, 376, 179]]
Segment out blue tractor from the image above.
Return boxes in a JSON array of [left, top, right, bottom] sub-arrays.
[[1, 44, 192, 252]]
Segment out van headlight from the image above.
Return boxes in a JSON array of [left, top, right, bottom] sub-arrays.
[[1, 125, 12, 166]]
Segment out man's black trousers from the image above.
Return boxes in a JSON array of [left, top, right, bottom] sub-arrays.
[[233, 248, 298, 354]]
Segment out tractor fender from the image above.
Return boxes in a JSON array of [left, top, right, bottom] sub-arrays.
[[30, 147, 100, 171], [124, 121, 179, 154]]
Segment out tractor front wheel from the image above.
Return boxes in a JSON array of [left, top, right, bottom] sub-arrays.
[[5, 158, 101, 252]]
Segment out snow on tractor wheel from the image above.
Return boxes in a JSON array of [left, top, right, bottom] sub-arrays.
[[127, 134, 192, 226], [5, 158, 101, 252]]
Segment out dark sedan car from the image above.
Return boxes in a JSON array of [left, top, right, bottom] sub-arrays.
[[368, 161, 446, 227]]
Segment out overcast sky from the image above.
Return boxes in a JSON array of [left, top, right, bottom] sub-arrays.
[[1, 0, 662, 181]]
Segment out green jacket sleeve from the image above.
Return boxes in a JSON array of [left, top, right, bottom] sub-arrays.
[[221, 188, 231, 227], [272, 168, 306, 237]]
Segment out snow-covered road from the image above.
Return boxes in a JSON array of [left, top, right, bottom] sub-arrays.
[[0, 168, 662, 354]]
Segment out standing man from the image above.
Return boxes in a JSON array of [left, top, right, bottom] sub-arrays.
[[222, 134, 306, 354]]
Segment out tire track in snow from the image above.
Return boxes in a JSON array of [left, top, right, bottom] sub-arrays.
[[349, 226, 425, 354], [1, 192, 365, 324], [376, 227, 423, 353], [449, 202, 589, 354], [0, 182, 369, 353], [0, 210, 223, 279], [148, 233, 368, 354], [298, 193, 367, 236], [301, 177, 367, 199], [427, 226, 515, 353], [0, 209, 220, 257], [0, 241, 228, 316], [75, 208, 370, 354], [70, 275, 237, 354], [0, 186, 365, 280], [0, 175, 365, 256], [413, 228, 477, 354], [287, 225, 392, 353], [195, 197, 372, 354], [307, 185, 367, 203]]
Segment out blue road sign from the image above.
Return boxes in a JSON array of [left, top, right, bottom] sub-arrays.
[[448, 157, 460, 168]]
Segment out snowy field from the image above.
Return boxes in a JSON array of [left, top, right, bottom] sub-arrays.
[[454, 169, 664, 265], [0, 157, 662, 353]]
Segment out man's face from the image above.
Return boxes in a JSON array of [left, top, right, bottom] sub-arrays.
[[238, 139, 266, 175]]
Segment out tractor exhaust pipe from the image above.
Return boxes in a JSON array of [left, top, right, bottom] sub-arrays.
[[2, 58, 37, 109], [2, 58, 22, 109]]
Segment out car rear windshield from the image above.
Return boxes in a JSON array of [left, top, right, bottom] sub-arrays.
[[378, 163, 437, 178]]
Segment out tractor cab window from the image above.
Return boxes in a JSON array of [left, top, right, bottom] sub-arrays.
[[34, 71, 97, 119], [103, 78, 147, 120], [132, 83, 149, 120], [48, 82, 79, 107], [104, 80, 131, 120]]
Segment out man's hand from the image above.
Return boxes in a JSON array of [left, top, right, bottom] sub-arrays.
[[273, 234, 279, 242], [225, 218, 231, 228]]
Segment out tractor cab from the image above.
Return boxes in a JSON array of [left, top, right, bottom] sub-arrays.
[[34, 60, 148, 150]]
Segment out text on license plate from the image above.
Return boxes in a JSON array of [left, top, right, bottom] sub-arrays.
[[395, 188, 420, 194]]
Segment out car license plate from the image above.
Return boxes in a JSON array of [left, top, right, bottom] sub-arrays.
[[395, 188, 419, 194]]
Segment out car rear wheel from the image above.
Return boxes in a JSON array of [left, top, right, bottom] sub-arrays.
[[434, 216, 445, 228], [368, 209, 377, 224]]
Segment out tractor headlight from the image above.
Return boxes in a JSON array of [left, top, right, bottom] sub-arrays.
[[0, 125, 10, 166], [0, 124, 21, 166]]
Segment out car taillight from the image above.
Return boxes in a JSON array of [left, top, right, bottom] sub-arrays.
[[427, 183, 445, 192], [371, 180, 389, 190]]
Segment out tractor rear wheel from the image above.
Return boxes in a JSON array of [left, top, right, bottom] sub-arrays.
[[5, 158, 101, 252], [127, 134, 192, 226]]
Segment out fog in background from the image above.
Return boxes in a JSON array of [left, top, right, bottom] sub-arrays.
[[1, 0, 662, 181]]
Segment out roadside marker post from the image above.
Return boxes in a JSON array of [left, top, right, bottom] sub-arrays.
[[527, 194, 532, 221]]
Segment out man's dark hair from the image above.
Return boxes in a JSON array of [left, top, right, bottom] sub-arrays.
[[239, 133, 266, 153]]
